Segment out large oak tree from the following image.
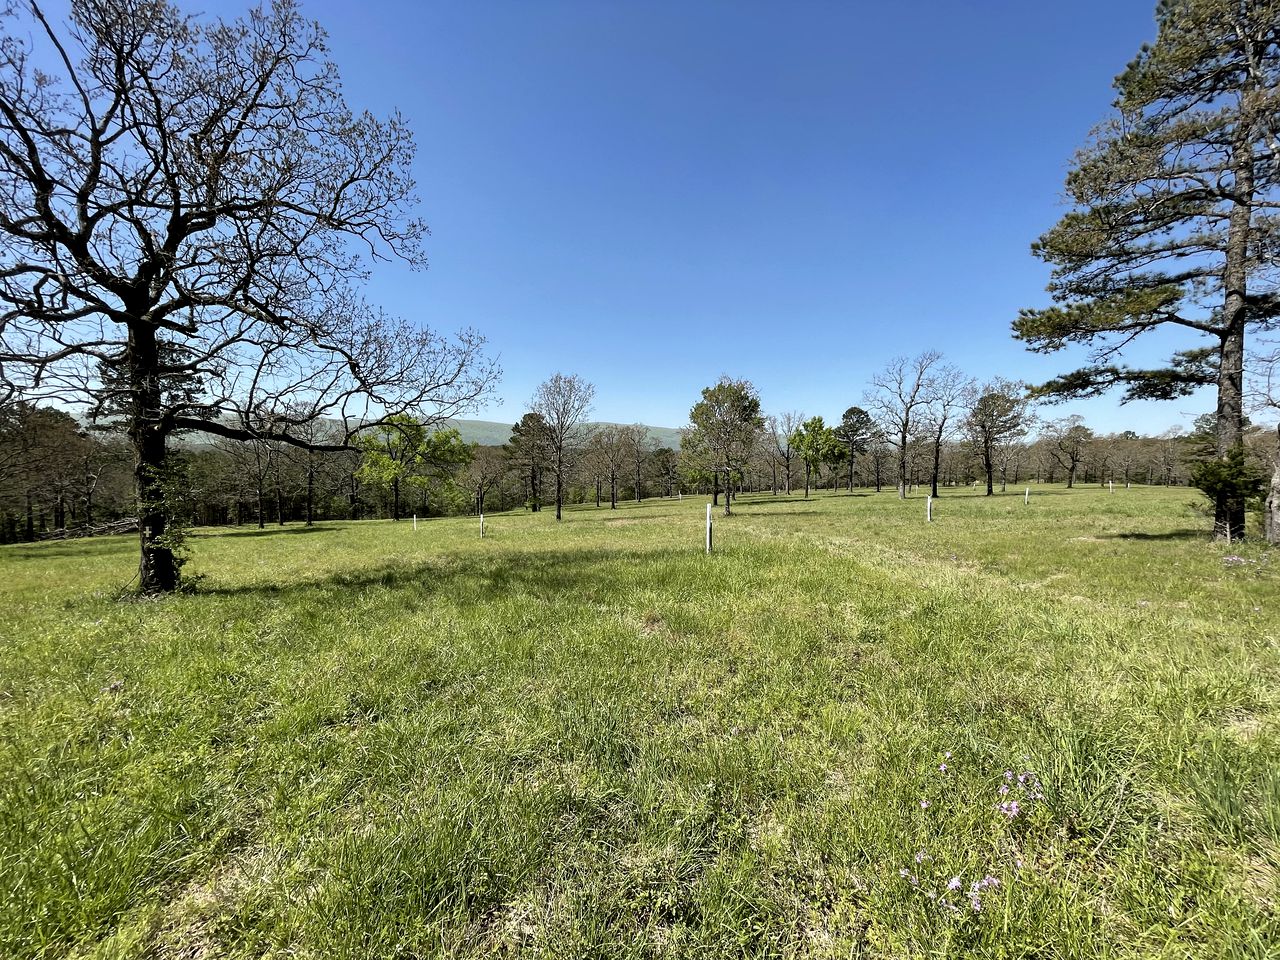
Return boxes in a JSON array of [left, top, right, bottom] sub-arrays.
[[688, 376, 763, 516], [0, 0, 496, 590]]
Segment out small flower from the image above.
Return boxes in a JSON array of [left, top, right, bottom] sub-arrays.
[[899, 868, 910, 878], [1004, 770, 1014, 781], [920, 799, 930, 810], [969, 895, 983, 913], [946, 876, 962, 891], [944, 750, 952, 759], [914, 849, 928, 864], [998, 784, 1009, 796], [939, 762, 948, 773]]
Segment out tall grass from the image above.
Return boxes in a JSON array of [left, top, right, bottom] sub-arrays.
[[0, 485, 1276, 958]]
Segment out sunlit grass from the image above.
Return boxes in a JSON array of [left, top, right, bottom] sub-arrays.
[[1, 485, 1276, 958]]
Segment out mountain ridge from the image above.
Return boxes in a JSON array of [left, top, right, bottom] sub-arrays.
[[445, 418, 682, 449]]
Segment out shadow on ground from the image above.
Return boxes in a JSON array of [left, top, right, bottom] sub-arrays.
[[202, 525, 338, 539], [196, 545, 749, 610], [1102, 529, 1207, 542]]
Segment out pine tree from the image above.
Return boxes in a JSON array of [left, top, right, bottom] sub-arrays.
[[1015, 0, 1280, 538]]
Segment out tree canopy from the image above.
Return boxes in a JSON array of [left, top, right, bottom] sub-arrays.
[[0, 0, 497, 589], [1014, 0, 1279, 536], [687, 376, 763, 516]]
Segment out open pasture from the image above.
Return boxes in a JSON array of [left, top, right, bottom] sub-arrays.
[[1, 486, 1277, 958]]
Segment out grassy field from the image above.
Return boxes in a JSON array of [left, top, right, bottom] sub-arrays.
[[1, 485, 1277, 958]]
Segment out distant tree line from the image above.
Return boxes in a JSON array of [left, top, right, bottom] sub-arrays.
[[7, 354, 1276, 545]]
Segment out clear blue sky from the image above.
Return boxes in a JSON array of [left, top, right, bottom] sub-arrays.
[[223, 0, 1208, 433]]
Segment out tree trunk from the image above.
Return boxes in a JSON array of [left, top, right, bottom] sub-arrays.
[[555, 451, 563, 521], [723, 467, 732, 517], [803, 462, 810, 499], [610, 472, 617, 509], [1266, 426, 1280, 545], [257, 482, 264, 528], [595, 478, 601, 508], [930, 426, 942, 499], [306, 464, 314, 526], [124, 322, 180, 591], [897, 431, 908, 499], [712, 469, 720, 506], [392, 476, 401, 521], [984, 440, 995, 496], [1209, 135, 1251, 538]]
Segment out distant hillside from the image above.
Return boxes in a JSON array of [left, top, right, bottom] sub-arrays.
[[447, 419, 683, 449]]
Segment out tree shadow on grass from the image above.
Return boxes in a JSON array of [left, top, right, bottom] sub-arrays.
[[1101, 529, 1208, 542], [1, 535, 135, 559], [734, 510, 828, 518], [201, 525, 338, 539], [195, 545, 746, 609]]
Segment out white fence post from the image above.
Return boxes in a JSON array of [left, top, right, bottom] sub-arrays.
[[705, 503, 713, 554], [926, 496, 933, 523], [1024, 487, 1030, 505], [412, 514, 417, 531], [480, 514, 485, 538]]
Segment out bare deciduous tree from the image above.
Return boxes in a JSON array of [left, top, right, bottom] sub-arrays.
[[0, 0, 497, 590], [531, 373, 595, 521], [768, 412, 803, 495], [920, 364, 974, 498], [865, 352, 942, 498]]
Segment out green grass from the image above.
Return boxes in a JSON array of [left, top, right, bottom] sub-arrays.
[[1, 485, 1277, 958]]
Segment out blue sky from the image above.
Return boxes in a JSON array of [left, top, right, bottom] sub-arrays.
[[227, 1, 1206, 433]]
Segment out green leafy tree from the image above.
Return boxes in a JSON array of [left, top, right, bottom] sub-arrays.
[[356, 417, 470, 520], [1014, 0, 1280, 538], [506, 413, 552, 512], [965, 380, 1032, 495], [790, 416, 841, 499], [834, 407, 875, 492], [1191, 448, 1264, 539], [688, 377, 763, 516]]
